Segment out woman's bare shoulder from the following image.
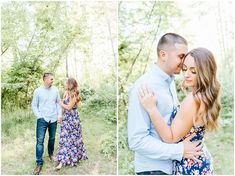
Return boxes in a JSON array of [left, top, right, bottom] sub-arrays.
[[181, 92, 197, 112]]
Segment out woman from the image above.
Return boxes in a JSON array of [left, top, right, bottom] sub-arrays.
[[138, 48, 221, 175], [55, 78, 88, 170]]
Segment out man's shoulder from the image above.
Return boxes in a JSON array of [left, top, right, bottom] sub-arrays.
[[34, 86, 59, 92], [51, 86, 59, 91], [34, 86, 43, 92], [131, 72, 164, 91], [51, 86, 60, 95], [129, 73, 148, 92]]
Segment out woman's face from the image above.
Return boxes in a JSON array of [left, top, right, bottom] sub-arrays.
[[182, 55, 197, 89], [65, 81, 70, 90]]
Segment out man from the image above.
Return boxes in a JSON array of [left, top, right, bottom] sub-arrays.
[[128, 33, 202, 175], [32, 73, 62, 175]]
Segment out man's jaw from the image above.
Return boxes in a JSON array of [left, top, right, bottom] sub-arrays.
[[45, 83, 52, 88], [174, 69, 181, 74]]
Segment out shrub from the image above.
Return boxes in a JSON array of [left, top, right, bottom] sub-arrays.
[[100, 131, 117, 158]]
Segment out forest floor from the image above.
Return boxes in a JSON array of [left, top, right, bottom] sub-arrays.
[[1, 109, 116, 175]]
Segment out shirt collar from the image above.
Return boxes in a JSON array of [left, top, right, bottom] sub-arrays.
[[152, 63, 175, 84], [43, 85, 52, 89]]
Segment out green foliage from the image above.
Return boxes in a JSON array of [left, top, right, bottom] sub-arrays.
[[81, 82, 116, 124], [219, 69, 234, 119], [1, 1, 88, 110], [80, 84, 96, 101], [1, 59, 43, 109], [204, 118, 234, 175], [118, 111, 135, 174], [118, 147, 134, 175], [118, 110, 135, 174], [100, 131, 117, 158], [1, 109, 35, 141], [118, 106, 128, 149]]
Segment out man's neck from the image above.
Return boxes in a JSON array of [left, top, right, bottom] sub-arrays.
[[156, 61, 173, 76], [43, 84, 51, 89]]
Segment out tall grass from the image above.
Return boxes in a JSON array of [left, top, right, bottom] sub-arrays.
[[1, 83, 117, 174], [205, 119, 234, 174], [1, 109, 35, 142]]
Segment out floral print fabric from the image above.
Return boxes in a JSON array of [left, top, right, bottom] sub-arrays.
[[170, 107, 213, 175], [173, 126, 213, 175], [56, 97, 88, 166]]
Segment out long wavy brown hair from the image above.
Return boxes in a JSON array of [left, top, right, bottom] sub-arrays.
[[183, 48, 221, 131], [66, 78, 81, 105]]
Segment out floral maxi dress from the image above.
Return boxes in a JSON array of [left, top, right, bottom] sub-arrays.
[[170, 108, 213, 175], [56, 97, 88, 166]]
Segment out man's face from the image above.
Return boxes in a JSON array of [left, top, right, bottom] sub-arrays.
[[165, 43, 188, 75], [44, 75, 54, 88]]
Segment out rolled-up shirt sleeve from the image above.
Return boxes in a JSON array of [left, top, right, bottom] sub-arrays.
[[128, 87, 184, 161], [56, 90, 62, 119], [32, 89, 42, 118]]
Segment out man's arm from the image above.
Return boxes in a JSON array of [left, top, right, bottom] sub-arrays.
[[128, 87, 184, 161], [32, 89, 42, 118], [56, 89, 62, 119]]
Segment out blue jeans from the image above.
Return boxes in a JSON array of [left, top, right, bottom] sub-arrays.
[[36, 118, 57, 166]]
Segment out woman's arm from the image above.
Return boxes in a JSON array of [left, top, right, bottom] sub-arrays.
[[60, 96, 77, 110], [139, 87, 196, 143], [63, 91, 68, 99]]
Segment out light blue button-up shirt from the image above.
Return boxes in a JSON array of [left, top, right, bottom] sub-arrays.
[[128, 64, 184, 174], [32, 85, 62, 123]]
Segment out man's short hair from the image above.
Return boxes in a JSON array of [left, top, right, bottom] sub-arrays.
[[43, 73, 54, 80], [157, 33, 187, 57]]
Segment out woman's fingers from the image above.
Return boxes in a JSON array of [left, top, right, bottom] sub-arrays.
[[138, 92, 143, 102], [195, 143, 203, 151], [140, 84, 154, 97], [192, 156, 202, 163], [147, 86, 154, 97], [184, 132, 197, 142], [138, 87, 145, 98], [138, 84, 157, 105], [141, 84, 148, 96]]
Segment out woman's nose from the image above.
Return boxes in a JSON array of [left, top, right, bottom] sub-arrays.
[[184, 70, 190, 78]]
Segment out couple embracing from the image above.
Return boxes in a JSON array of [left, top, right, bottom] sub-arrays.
[[32, 73, 88, 175], [128, 33, 221, 175]]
